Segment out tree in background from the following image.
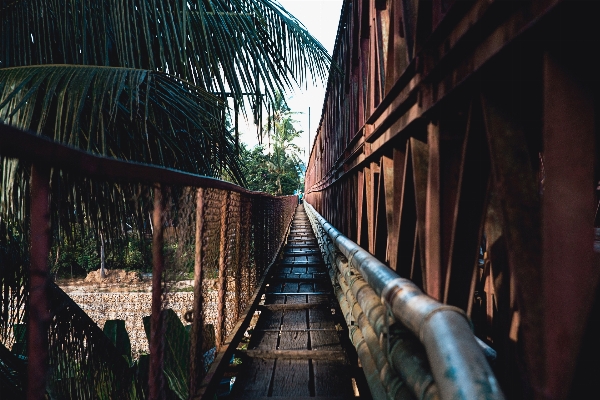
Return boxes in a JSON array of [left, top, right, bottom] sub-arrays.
[[240, 143, 303, 196], [262, 93, 304, 194], [0, 0, 330, 275]]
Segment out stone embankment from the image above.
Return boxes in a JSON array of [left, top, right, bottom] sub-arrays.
[[68, 292, 221, 359], [60, 270, 221, 359]]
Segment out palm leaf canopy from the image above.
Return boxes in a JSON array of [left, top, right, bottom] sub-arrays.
[[0, 0, 331, 107], [0, 65, 236, 176], [0, 0, 331, 234]]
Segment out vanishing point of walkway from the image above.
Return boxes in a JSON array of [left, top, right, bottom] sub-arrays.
[[230, 205, 363, 399]]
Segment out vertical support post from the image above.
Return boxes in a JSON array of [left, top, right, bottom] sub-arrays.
[[233, 195, 242, 322], [481, 87, 543, 396], [27, 164, 51, 400], [234, 98, 239, 156], [190, 188, 205, 397], [425, 122, 442, 300], [216, 192, 231, 349], [411, 137, 429, 280], [357, 169, 366, 246], [308, 107, 311, 160], [252, 197, 263, 277], [541, 50, 597, 399], [149, 184, 165, 400]]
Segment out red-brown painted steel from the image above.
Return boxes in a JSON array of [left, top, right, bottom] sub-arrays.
[[305, 1, 600, 398], [27, 164, 51, 400], [149, 185, 166, 400], [0, 122, 298, 399]]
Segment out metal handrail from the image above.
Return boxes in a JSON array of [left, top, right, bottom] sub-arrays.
[[305, 202, 504, 400], [0, 122, 266, 195], [0, 122, 297, 400]]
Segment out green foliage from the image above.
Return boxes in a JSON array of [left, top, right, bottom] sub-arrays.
[[0, 2, 329, 398], [0, 341, 26, 400], [11, 324, 26, 357], [143, 310, 191, 400], [240, 93, 305, 195], [103, 320, 133, 366], [240, 144, 303, 195], [0, 0, 332, 187], [50, 228, 152, 277], [136, 354, 150, 399]]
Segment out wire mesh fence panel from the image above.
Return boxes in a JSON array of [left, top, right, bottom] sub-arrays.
[[0, 131, 298, 400]]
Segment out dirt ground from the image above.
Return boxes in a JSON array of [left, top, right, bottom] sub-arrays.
[[56, 268, 194, 294]]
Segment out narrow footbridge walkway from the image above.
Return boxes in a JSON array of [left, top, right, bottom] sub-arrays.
[[230, 205, 359, 399]]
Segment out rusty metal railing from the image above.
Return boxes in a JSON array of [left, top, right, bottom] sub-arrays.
[[304, 202, 503, 400], [0, 122, 297, 400]]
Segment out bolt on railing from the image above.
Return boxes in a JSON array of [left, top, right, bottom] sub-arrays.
[[304, 202, 503, 400]]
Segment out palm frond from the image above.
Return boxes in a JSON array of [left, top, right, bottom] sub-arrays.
[[0, 0, 332, 106], [0, 65, 244, 179]]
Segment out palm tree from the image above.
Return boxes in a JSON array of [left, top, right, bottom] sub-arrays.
[[0, 0, 331, 235], [0, 2, 331, 397], [264, 92, 303, 194], [0, 0, 330, 174]]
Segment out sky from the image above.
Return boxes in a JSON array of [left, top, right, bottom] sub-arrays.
[[238, 0, 344, 165]]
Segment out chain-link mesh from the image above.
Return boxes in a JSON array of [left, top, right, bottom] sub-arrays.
[[0, 149, 297, 399], [158, 187, 296, 398]]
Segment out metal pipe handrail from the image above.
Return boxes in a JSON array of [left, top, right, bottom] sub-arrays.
[[305, 202, 504, 400], [306, 206, 438, 400]]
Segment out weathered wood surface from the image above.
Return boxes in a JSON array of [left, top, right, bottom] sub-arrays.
[[230, 205, 358, 399]]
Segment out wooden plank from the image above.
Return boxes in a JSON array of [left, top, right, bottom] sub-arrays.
[[305, 255, 323, 263], [258, 303, 330, 311], [240, 350, 346, 361], [310, 311, 353, 397], [197, 223, 293, 400], [278, 262, 324, 267], [264, 283, 286, 305], [229, 206, 356, 399], [228, 357, 275, 398], [275, 272, 327, 276], [271, 283, 310, 397], [229, 300, 282, 398], [235, 397, 351, 400], [266, 292, 329, 296], [283, 250, 321, 255], [269, 277, 327, 283]]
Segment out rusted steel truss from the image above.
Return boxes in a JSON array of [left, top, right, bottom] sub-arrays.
[[305, 1, 599, 399]]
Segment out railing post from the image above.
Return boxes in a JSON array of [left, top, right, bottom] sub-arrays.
[[216, 192, 231, 349], [27, 164, 51, 400], [233, 195, 242, 322], [253, 196, 264, 279], [149, 184, 165, 400], [190, 187, 205, 396]]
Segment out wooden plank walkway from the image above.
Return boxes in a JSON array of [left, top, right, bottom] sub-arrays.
[[229, 205, 360, 399]]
